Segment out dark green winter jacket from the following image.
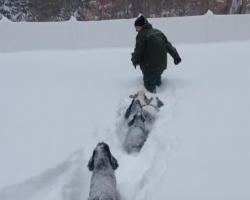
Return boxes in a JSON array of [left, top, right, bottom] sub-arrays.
[[132, 23, 179, 75]]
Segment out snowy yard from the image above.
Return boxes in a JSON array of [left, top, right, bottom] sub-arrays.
[[0, 41, 250, 200]]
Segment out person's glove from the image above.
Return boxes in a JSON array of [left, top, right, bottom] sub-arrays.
[[174, 56, 181, 65], [131, 53, 139, 69], [132, 60, 139, 68]]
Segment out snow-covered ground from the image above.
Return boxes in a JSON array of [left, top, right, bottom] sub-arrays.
[[0, 41, 250, 200]]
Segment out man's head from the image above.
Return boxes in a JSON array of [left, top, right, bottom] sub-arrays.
[[134, 15, 148, 32]]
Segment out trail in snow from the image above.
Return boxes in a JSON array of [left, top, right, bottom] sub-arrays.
[[0, 77, 183, 200], [94, 79, 184, 200]]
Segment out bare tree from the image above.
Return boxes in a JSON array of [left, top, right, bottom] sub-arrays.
[[242, 0, 250, 13], [2, 0, 22, 21], [1, 0, 247, 22], [230, 0, 242, 14], [0, 0, 3, 20]]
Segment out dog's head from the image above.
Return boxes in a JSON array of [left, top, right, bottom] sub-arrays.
[[87, 142, 119, 171], [129, 90, 149, 106]]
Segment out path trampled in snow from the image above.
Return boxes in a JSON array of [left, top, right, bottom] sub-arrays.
[[1, 41, 250, 200]]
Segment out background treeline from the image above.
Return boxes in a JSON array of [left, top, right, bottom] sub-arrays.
[[0, 0, 249, 22]]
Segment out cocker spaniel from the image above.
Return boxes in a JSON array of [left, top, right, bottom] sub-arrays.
[[87, 142, 120, 200], [123, 90, 164, 153]]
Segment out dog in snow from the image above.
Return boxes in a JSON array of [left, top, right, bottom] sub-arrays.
[[87, 142, 120, 200], [123, 90, 164, 153], [123, 99, 147, 153]]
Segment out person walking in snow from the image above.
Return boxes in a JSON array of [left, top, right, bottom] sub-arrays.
[[131, 14, 182, 93]]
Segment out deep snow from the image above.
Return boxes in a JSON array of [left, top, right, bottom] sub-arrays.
[[0, 41, 250, 200]]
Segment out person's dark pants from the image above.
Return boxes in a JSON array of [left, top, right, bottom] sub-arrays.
[[143, 72, 163, 93]]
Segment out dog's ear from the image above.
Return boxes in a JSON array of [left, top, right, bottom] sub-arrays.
[[109, 155, 119, 170], [156, 97, 164, 108], [125, 100, 134, 119], [128, 114, 136, 126], [128, 118, 135, 126], [87, 150, 95, 171], [106, 145, 119, 170]]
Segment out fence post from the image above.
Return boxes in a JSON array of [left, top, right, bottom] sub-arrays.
[[207, 10, 213, 43], [236, 15, 240, 41], [1, 16, 10, 52], [70, 16, 77, 50]]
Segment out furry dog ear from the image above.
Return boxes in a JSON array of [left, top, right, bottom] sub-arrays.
[[128, 114, 136, 126], [128, 118, 134, 126], [125, 100, 135, 119], [87, 150, 95, 171], [106, 144, 119, 170], [109, 155, 119, 170], [156, 97, 164, 108]]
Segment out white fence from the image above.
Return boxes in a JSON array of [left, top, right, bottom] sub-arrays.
[[0, 11, 250, 53]]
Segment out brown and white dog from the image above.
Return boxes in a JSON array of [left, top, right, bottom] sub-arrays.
[[123, 90, 164, 153]]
